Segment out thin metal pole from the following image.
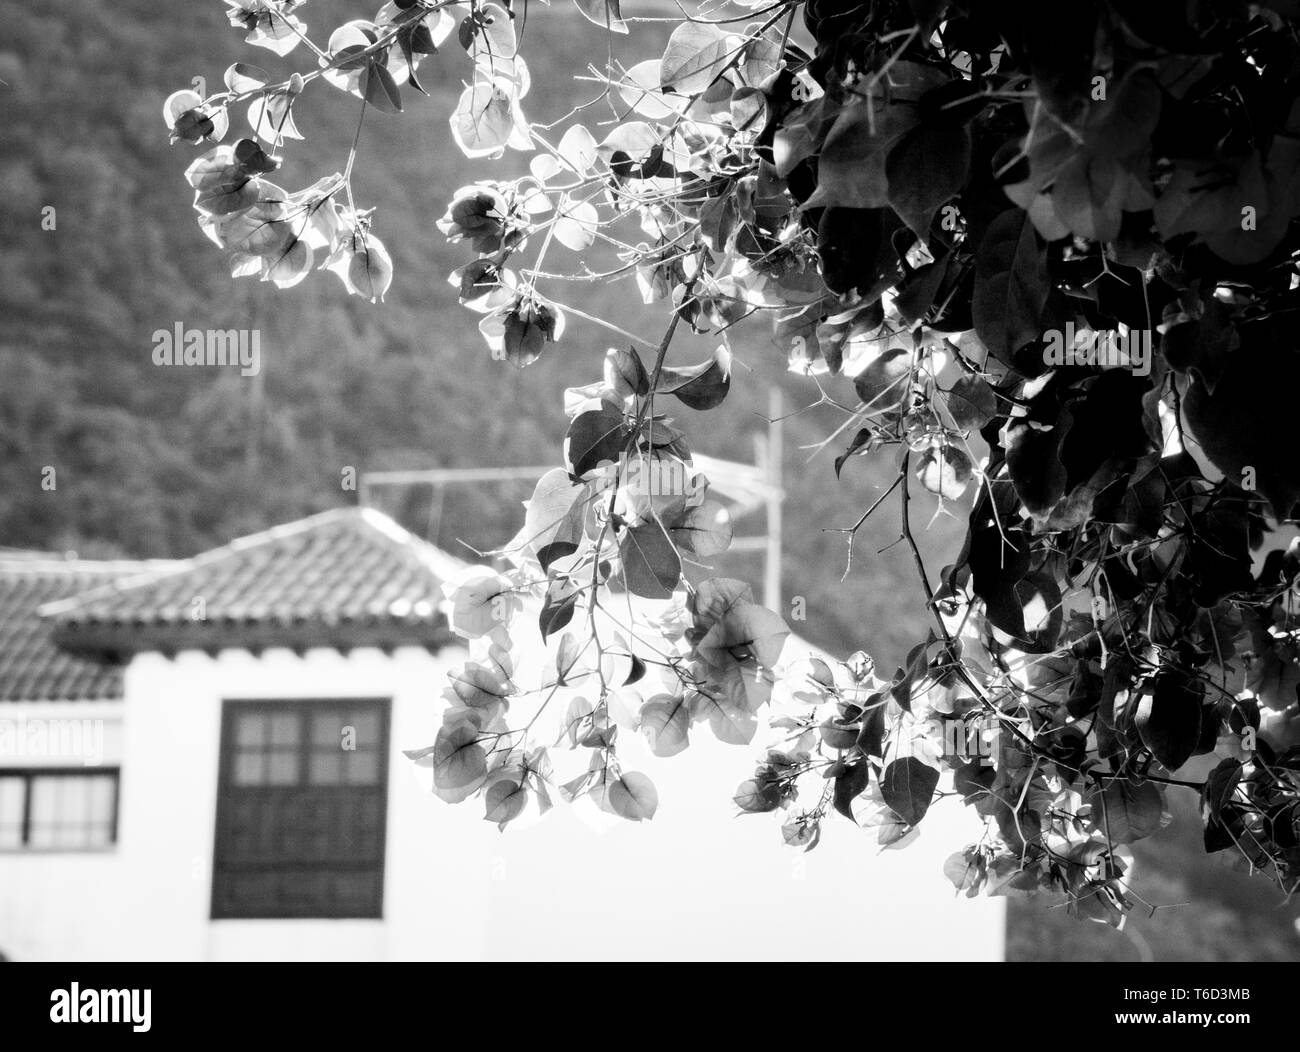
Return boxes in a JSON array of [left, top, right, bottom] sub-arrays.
[[764, 388, 783, 612]]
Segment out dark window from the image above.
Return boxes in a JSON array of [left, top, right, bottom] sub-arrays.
[[212, 699, 390, 920], [0, 769, 119, 851]]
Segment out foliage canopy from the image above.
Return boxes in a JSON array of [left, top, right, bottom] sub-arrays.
[[171, 0, 1300, 925]]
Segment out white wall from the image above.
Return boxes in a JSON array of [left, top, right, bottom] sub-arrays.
[[0, 646, 1003, 962]]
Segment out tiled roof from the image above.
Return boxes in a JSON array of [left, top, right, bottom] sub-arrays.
[[0, 557, 171, 702], [44, 508, 466, 658]]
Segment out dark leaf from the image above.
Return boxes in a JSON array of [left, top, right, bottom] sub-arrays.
[[1135, 672, 1205, 771], [362, 58, 403, 114], [886, 121, 971, 239], [619, 518, 681, 598], [656, 346, 731, 409], [834, 428, 873, 479], [536, 540, 578, 573], [971, 209, 1050, 363], [833, 762, 870, 821], [565, 406, 628, 476], [879, 757, 940, 826], [946, 374, 997, 430], [538, 584, 579, 639]]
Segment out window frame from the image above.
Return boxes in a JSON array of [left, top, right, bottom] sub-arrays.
[[0, 767, 121, 853], [210, 698, 391, 921]]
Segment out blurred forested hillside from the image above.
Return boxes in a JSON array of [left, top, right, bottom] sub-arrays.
[[1, 0, 1296, 961]]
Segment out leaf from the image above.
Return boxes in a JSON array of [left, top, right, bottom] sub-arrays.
[[782, 815, 821, 851], [656, 346, 731, 409], [738, 34, 782, 88], [538, 583, 578, 639], [820, 716, 860, 750], [565, 406, 628, 476], [573, 0, 628, 33], [691, 577, 754, 627], [450, 74, 525, 158], [432, 722, 487, 792], [886, 121, 971, 239], [467, 2, 518, 63], [1155, 153, 1278, 261], [1134, 673, 1204, 771], [833, 762, 871, 822], [555, 632, 584, 686], [805, 64, 948, 210], [224, 62, 270, 93], [944, 848, 984, 894], [690, 690, 757, 745], [695, 600, 791, 673], [946, 374, 997, 430], [247, 91, 302, 142], [971, 209, 1050, 363], [553, 200, 599, 251], [879, 757, 939, 826], [619, 518, 681, 599], [264, 238, 313, 288], [484, 779, 528, 828], [522, 468, 587, 554], [734, 776, 781, 812], [835, 428, 873, 479], [396, 15, 446, 94], [557, 124, 599, 174], [598, 122, 669, 181], [640, 694, 690, 756], [916, 441, 973, 500], [807, 98, 912, 210], [362, 59, 403, 113], [447, 660, 513, 711], [773, 97, 827, 178], [604, 345, 650, 398], [853, 347, 913, 414], [893, 251, 952, 324], [536, 541, 578, 573], [339, 234, 393, 303], [444, 566, 517, 637], [659, 22, 737, 95], [619, 60, 689, 120], [608, 771, 658, 821], [1087, 779, 1166, 844], [669, 499, 732, 557], [1201, 757, 1244, 843]]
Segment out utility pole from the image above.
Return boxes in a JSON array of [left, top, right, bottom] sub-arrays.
[[764, 387, 783, 613], [359, 392, 785, 604]]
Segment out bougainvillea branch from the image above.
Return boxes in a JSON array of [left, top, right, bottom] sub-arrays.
[[167, 0, 1300, 924]]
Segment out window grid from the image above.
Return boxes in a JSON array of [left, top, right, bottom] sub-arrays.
[[0, 770, 120, 851], [212, 700, 390, 920]]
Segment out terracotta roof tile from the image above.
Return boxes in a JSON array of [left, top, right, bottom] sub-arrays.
[[44, 508, 465, 657], [0, 558, 169, 702]]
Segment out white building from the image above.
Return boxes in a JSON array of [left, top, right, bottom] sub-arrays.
[[0, 509, 1003, 961]]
